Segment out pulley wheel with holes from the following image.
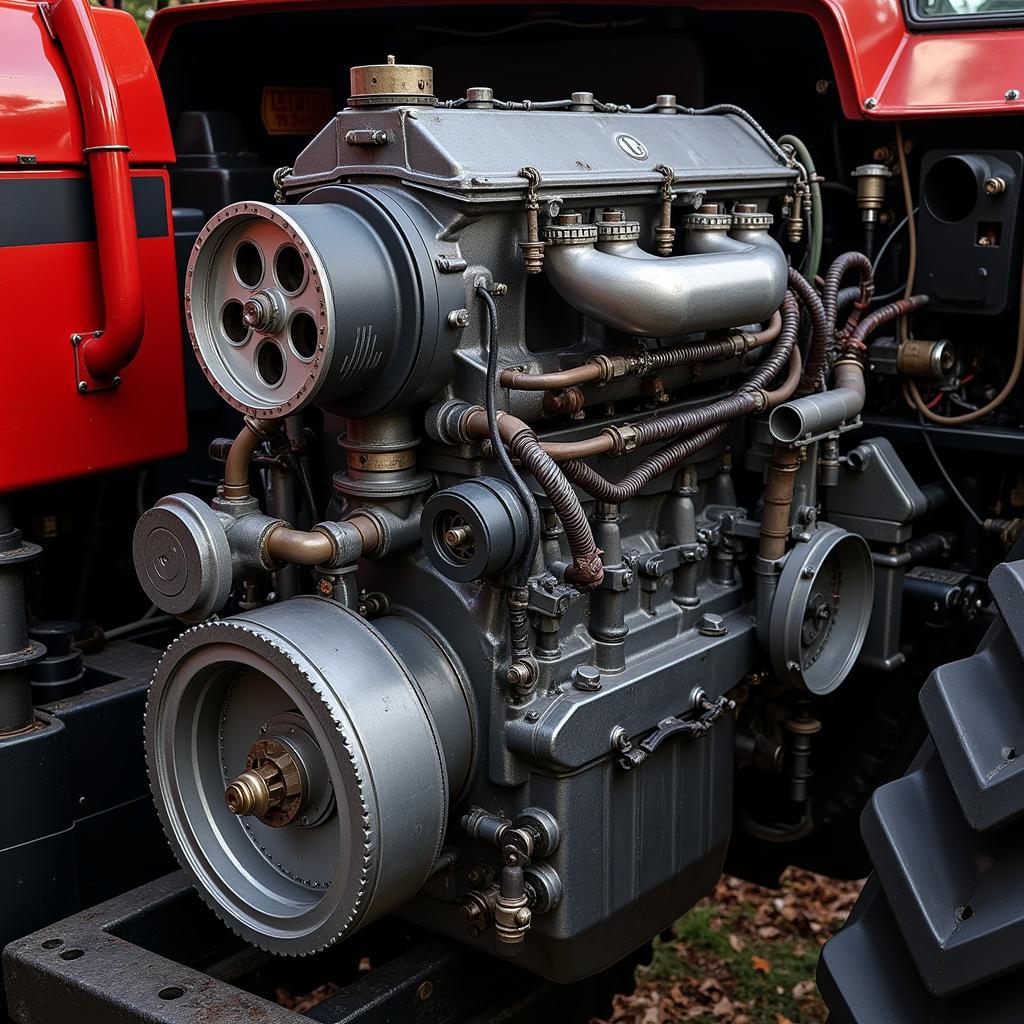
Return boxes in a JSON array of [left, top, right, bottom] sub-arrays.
[[145, 596, 457, 954], [768, 525, 873, 695], [185, 188, 459, 419]]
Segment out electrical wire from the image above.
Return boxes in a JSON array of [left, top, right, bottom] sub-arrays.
[[477, 285, 541, 585], [918, 416, 984, 527], [778, 134, 823, 279], [870, 208, 917, 281]]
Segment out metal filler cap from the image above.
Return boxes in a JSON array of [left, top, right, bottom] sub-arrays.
[[348, 55, 436, 108]]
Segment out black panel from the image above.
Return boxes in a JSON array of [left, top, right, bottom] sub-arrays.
[[0, 176, 169, 248]]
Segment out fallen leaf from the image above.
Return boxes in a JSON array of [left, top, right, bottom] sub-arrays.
[[751, 955, 772, 974], [792, 978, 817, 999]]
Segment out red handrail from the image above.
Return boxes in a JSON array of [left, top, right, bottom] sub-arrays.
[[47, 0, 145, 381]]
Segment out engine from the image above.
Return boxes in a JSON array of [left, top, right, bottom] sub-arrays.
[[134, 58, 904, 982]]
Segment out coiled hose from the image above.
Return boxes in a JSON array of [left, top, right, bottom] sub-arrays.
[[560, 299, 802, 503], [787, 268, 831, 395]]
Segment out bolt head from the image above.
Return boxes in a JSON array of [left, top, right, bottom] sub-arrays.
[[1006, 88, 1021, 102], [802, 564, 816, 579], [417, 981, 434, 1002], [573, 665, 602, 692], [514, 907, 532, 927], [447, 308, 470, 328], [698, 612, 728, 637], [611, 726, 630, 750], [864, 96, 878, 110]]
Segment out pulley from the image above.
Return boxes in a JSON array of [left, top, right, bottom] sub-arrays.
[[146, 596, 472, 954], [421, 478, 529, 582], [184, 188, 461, 419], [768, 525, 873, 695]]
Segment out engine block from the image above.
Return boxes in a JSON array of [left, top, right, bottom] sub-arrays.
[[134, 59, 882, 982]]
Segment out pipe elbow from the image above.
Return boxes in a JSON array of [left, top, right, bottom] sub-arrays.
[[544, 238, 787, 338], [768, 363, 866, 444]]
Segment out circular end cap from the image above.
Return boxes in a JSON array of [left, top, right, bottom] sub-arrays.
[[133, 494, 232, 622], [768, 526, 874, 695], [421, 478, 528, 582], [349, 58, 436, 107], [542, 221, 598, 247], [595, 217, 641, 242], [730, 210, 774, 231], [682, 211, 733, 232]]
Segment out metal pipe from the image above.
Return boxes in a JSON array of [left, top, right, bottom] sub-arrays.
[[543, 235, 788, 338], [769, 357, 866, 444], [500, 310, 783, 393], [758, 445, 801, 564], [48, 0, 145, 380], [223, 417, 280, 501], [264, 525, 336, 566]]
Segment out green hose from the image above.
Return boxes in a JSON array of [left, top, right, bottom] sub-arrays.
[[778, 133, 823, 281]]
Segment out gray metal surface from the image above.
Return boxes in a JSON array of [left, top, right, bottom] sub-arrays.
[[822, 560, 1024, 1017], [768, 525, 874, 694], [286, 107, 797, 203], [543, 227, 787, 337], [146, 597, 468, 955]]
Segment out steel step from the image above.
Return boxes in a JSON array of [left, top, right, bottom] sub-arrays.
[[821, 559, 1024, 1017], [818, 880, 1024, 1024], [922, 583, 1024, 830], [862, 743, 1024, 996]]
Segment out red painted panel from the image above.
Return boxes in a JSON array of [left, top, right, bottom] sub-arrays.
[[147, 0, 1024, 120], [0, 0, 174, 167], [0, 170, 187, 493]]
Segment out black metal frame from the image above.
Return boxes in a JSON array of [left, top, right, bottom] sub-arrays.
[[3, 871, 641, 1024]]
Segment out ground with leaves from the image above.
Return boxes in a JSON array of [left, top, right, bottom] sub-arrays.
[[600, 869, 865, 1024]]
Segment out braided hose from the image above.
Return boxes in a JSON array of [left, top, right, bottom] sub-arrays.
[[823, 251, 874, 339], [506, 429, 604, 588], [788, 268, 831, 396], [561, 424, 731, 504]]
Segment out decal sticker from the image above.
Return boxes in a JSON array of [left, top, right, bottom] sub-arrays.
[[261, 86, 335, 136]]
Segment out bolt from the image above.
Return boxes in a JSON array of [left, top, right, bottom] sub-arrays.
[[77, 381, 88, 393], [506, 661, 533, 691], [802, 565, 816, 579], [573, 665, 602, 692], [864, 96, 877, 110], [417, 981, 434, 1002], [514, 907, 532, 927], [525, 710, 540, 722], [815, 79, 831, 95], [611, 726, 630, 751], [1006, 88, 1021, 102], [493, 283, 508, 296], [447, 308, 470, 328], [460, 901, 483, 925], [71, 333, 82, 345], [698, 612, 728, 637], [984, 176, 1007, 195]]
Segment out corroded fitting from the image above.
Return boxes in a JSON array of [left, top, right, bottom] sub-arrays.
[[225, 738, 304, 828], [653, 163, 677, 256], [851, 163, 890, 222], [348, 55, 436, 108]]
